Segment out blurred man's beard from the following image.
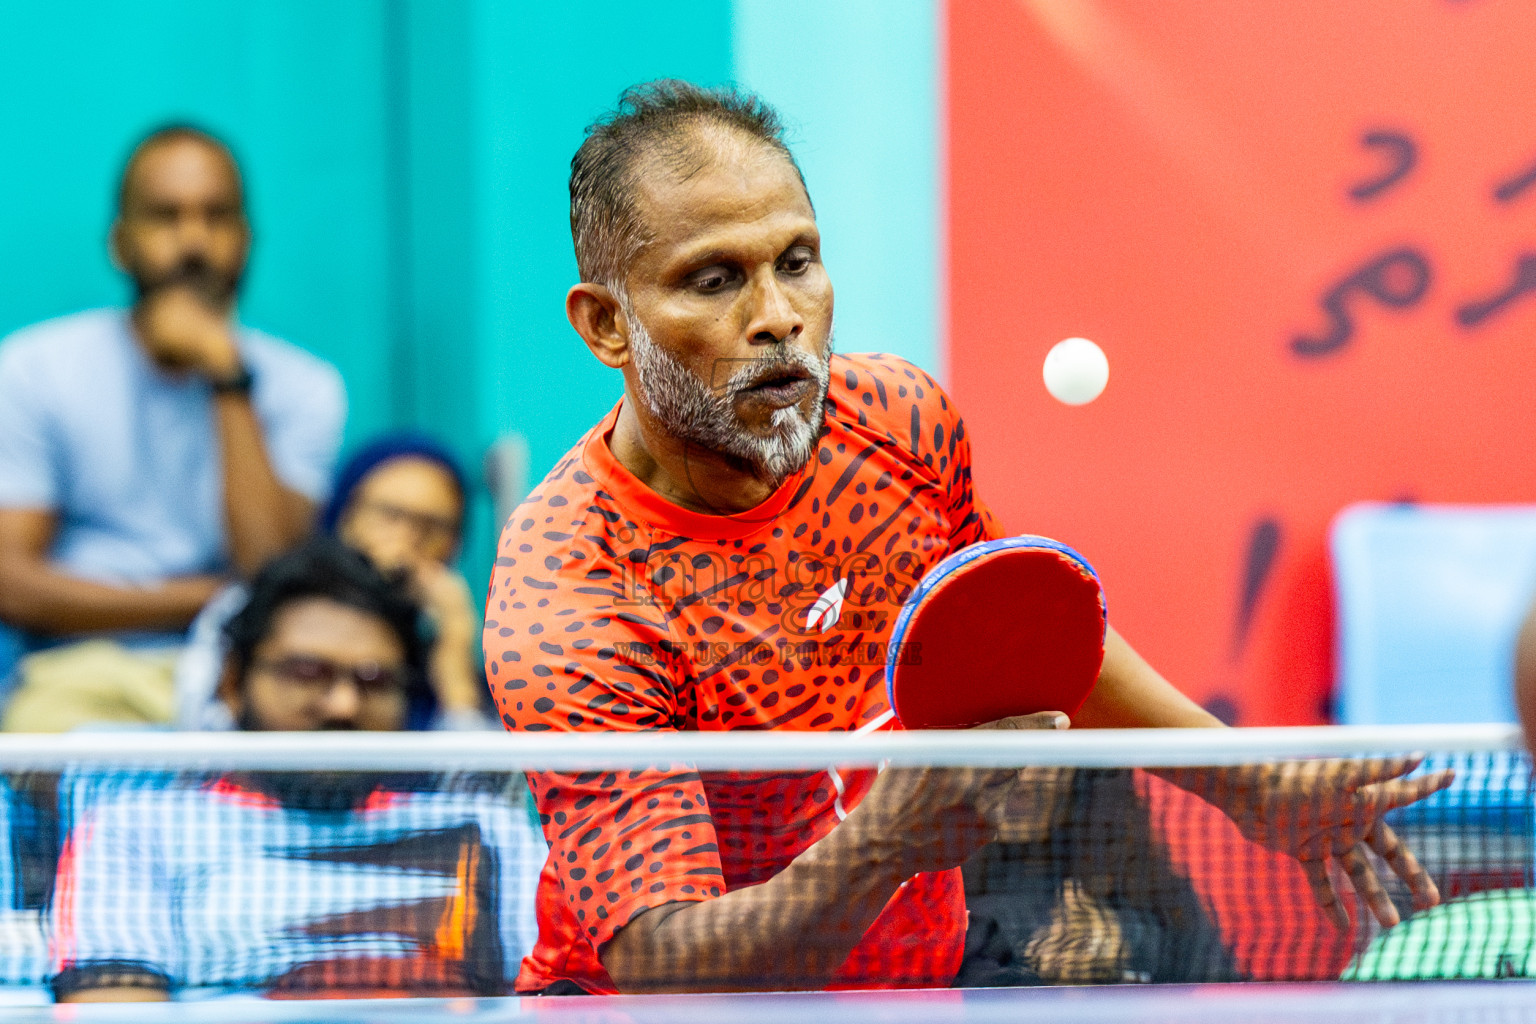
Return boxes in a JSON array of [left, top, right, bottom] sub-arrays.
[[236, 703, 358, 734], [625, 306, 832, 488], [235, 770, 430, 810], [130, 252, 242, 308], [235, 703, 409, 809]]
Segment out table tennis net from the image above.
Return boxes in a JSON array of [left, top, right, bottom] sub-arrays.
[[0, 726, 1526, 999]]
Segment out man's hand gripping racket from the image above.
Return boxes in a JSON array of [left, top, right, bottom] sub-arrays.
[[856, 537, 1106, 859]]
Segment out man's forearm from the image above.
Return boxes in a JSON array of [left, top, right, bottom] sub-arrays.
[[212, 393, 313, 576], [1074, 632, 1380, 867], [1073, 625, 1234, 805], [0, 559, 221, 635], [601, 809, 912, 992], [1073, 625, 1224, 730]]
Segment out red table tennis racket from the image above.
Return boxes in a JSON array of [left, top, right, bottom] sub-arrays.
[[885, 535, 1107, 729]]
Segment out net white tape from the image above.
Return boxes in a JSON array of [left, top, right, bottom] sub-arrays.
[[0, 723, 1518, 771]]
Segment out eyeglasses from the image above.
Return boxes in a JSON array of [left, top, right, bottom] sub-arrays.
[[252, 655, 409, 700], [352, 500, 460, 546]]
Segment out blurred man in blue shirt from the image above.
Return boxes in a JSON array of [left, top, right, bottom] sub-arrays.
[[0, 125, 345, 730]]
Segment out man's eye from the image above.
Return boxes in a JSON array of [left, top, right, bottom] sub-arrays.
[[693, 269, 734, 292], [779, 249, 815, 274], [279, 658, 331, 681]]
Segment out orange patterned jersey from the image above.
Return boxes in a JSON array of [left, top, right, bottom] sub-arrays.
[[485, 353, 1003, 994]]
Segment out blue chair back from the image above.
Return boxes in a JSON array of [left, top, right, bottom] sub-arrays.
[[1331, 503, 1536, 725], [0, 626, 20, 710]]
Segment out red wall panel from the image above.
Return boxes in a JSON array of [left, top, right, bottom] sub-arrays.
[[947, 0, 1536, 723]]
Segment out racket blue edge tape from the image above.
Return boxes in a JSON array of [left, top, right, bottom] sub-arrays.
[[883, 534, 1104, 719]]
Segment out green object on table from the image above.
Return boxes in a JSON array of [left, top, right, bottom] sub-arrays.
[[1344, 889, 1536, 980]]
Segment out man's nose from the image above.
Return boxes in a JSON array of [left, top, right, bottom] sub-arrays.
[[317, 677, 363, 726], [745, 269, 803, 345], [174, 210, 215, 253]]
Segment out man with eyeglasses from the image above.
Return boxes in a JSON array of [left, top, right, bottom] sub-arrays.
[[212, 534, 428, 734], [48, 537, 542, 1002]]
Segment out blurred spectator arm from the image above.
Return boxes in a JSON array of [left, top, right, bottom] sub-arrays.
[[415, 560, 486, 719], [211, 345, 346, 579], [0, 508, 221, 635], [212, 389, 317, 577]]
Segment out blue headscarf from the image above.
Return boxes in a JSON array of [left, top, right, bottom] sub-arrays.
[[320, 432, 469, 538], [319, 432, 472, 731]]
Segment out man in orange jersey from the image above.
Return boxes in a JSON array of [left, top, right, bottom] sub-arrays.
[[484, 80, 1447, 995]]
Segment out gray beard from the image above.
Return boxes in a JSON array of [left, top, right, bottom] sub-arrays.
[[625, 305, 832, 489]]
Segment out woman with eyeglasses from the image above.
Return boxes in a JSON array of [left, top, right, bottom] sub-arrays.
[[176, 432, 492, 730]]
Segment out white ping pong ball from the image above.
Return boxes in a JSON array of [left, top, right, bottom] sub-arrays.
[[1042, 337, 1109, 405]]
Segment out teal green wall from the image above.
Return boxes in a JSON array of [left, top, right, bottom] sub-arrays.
[[0, 1, 936, 592], [733, 0, 940, 373], [0, 1, 396, 442]]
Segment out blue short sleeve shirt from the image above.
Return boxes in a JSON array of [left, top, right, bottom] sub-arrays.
[[0, 307, 346, 592]]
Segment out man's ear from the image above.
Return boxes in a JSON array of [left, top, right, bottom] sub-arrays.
[[215, 662, 244, 720], [567, 283, 630, 369], [107, 219, 127, 273], [234, 219, 253, 268]]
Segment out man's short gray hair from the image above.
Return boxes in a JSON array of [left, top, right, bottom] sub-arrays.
[[569, 79, 808, 293]]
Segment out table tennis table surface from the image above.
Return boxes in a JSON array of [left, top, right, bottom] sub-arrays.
[[10, 983, 1536, 1023]]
